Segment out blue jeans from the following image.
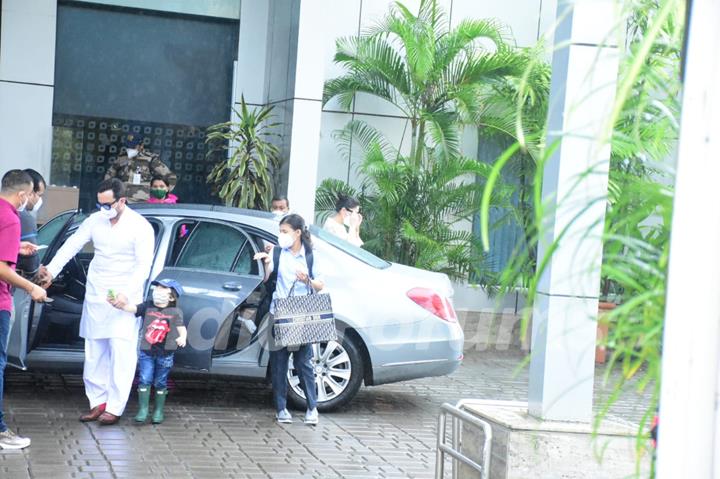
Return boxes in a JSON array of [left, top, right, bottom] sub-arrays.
[[270, 344, 317, 412], [0, 310, 11, 432], [137, 350, 174, 390]]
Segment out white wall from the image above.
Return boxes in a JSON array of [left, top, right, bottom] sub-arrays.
[[0, 0, 57, 179]]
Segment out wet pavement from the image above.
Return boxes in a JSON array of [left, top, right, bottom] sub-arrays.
[[0, 350, 652, 478]]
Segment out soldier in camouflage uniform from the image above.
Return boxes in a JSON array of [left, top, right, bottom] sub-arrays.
[[104, 133, 177, 203]]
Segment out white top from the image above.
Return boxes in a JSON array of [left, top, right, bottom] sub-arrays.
[[268, 245, 325, 314], [323, 216, 363, 247], [47, 207, 155, 339]]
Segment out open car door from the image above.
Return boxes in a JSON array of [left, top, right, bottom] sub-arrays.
[[7, 210, 79, 369], [156, 220, 264, 371]]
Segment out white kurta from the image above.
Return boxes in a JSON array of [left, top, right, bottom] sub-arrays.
[[46, 207, 154, 415], [47, 208, 155, 339]]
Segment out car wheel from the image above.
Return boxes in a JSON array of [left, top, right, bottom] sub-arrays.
[[286, 335, 364, 412]]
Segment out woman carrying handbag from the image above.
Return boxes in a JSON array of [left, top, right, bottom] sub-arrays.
[[254, 214, 325, 425]]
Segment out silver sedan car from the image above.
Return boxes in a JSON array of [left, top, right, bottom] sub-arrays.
[[8, 204, 464, 410]]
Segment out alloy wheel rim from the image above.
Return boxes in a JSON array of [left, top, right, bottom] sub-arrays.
[[288, 341, 352, 403]]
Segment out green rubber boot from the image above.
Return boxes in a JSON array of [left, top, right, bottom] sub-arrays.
[[151, 389, 167, 424], [134, 387, 151, 423]]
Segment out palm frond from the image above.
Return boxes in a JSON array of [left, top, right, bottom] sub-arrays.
[[332, 120, 397, 163]]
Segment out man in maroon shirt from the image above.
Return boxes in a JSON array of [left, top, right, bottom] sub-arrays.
[[0, 170, 47, 449]]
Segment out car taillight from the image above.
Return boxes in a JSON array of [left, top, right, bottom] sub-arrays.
[[407, 288, 458, 322]]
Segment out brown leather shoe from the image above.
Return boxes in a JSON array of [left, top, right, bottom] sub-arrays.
[[97, 412, 120, 426], [79, 403, 106, 422]]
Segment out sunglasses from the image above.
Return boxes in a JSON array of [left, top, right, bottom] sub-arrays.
[[96, 199, 118, 210]]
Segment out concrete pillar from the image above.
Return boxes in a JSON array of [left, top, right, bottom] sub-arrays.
[[283, 0, 327, 223], [0, 0, 57, 177], [655, 0, 720, 476], [235, 0, 270, 107], [528, 0, 620, 422], [248, 0, 326, 221]]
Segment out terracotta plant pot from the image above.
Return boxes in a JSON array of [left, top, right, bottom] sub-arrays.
[[596, 301, 617, 364]]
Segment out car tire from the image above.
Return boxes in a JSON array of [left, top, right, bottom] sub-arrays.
[[286, 334, 364, 412]]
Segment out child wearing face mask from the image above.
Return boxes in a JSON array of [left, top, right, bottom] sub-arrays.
[[147, 175, 179, 204], [107, 279, 186, 424]]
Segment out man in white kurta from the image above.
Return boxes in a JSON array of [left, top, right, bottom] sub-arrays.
[[44, 179, 154, 424]]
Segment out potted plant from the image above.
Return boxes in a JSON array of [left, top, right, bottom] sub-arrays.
[[205, 96, 282, 210], [596, 276, 622, 364]]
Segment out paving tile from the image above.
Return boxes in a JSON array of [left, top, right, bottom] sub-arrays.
[[2, 350, 650, 478]]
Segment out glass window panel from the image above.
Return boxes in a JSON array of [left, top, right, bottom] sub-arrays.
[[175, 222, 244, 272]]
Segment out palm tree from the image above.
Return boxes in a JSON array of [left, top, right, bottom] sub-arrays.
[[316, 121, 511, 285], [475, 53, 551, 286], [205, 96, 282, 210], [319, 0, 550, 286], [323, 0, 530, 166]]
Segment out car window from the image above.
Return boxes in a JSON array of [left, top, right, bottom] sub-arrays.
[[167, 220, 198, 265], [37, 211, 87, 262], [232, 239, 259, 275], [311, 225, 391, 269], [37, 212, 74, 247], [173, 221, 249, 273]]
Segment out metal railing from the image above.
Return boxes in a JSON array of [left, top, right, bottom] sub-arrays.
[[435, 401, 493, 479]]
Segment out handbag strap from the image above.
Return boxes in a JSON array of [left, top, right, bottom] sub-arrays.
[[267, 246, 314, 297], [287, 278, 315, 297]]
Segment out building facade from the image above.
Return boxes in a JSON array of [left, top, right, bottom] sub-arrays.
[[0, 0, 557, 217]]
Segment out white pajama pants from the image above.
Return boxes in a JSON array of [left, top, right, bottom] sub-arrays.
[[83, 337, 138, 416]]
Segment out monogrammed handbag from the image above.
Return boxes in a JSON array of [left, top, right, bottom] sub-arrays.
[[272, 281, 336, 348]]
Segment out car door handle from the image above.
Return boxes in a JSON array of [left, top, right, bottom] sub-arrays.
[[222, 282, 242, 291]]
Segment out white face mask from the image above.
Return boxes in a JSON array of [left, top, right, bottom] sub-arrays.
[[343, 213, 352, 227], [271, 210, 285, 217], [127, 148, 139, 159], [31, 196, 43, 212], [100, 206, 118, 220], [152, 288, 170, 307], [18, 194, 28, 212], [277, 232, 295, 249]]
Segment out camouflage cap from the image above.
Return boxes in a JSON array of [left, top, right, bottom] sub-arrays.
[[125, 133, 145, 148]]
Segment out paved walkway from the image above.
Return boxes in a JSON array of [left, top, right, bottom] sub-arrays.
[[0, 351, 652, 478]]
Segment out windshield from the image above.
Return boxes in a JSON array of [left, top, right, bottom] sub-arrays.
[[310, 225, 390, 269]]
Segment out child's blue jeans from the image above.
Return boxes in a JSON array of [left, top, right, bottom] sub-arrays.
[[138, 350, 174, 390]]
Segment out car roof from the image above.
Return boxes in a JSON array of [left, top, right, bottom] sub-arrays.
[[130, 203, 280, 231]]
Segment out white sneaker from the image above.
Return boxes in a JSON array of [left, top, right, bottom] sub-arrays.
[[304, 408, 319, 425], [240, 319, 257, 334], [0, 429, 31, 449], [276, 409, 293, 424]]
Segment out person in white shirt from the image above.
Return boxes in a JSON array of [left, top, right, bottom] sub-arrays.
[[323, 195, 363, 247], [39, 178, 154, 425], [254, 214, 325, 425]]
